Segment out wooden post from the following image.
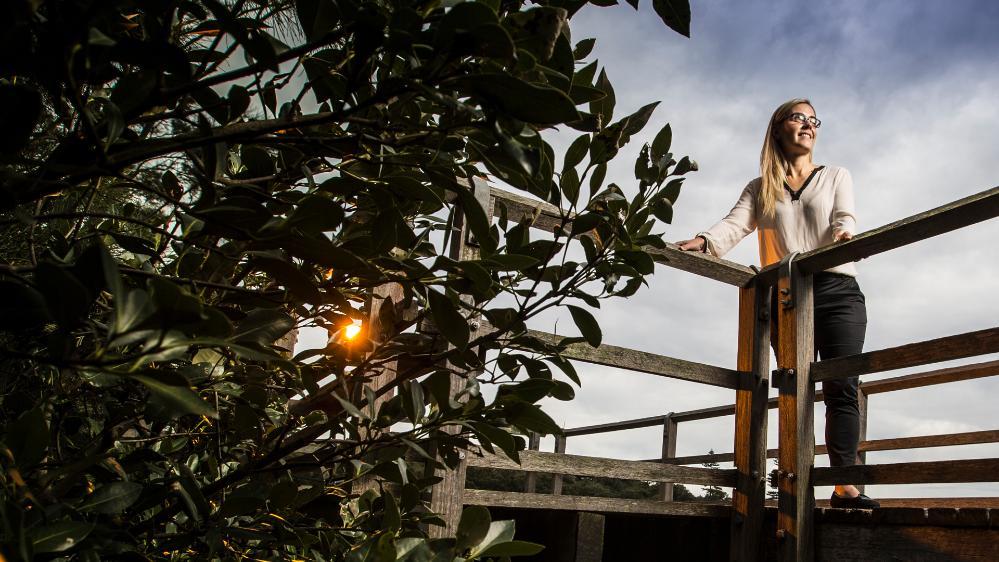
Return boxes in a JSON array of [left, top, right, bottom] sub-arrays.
[[775, 264, 815, 562], [729, 285, 771, 562], [856, 386, 868, 495], [525, 432, 541, 493], [427, 177, 493, 538], [552, 435, 567, 495], [659, 413, 678, 501], [573, 512, 605, 562]]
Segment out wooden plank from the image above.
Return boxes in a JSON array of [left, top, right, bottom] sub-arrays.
[[856, 389, 868, 495], [428, 176, 491, 538], [662, 429, 999, 465], [645, 244, 756, 287], [861, 359, 999, 395], [813, 458, 999, 486], [574, 512, 605, 562], [811, 327, 999, 382], [563, 414, 667, 437], [466, 450, 737, 486], [525, 432, 541, 494], [857, 429, 999, 453], [659, 414, 678, 501], [525, 329, 743, 390], [730, 285, 771, 562], [463, 489, 731, 517], [489, 187, 756, 287], [775, 267, 816, 562], [756, 184, 999, 285], [816, 524, 999, 562], [552, 435, 566, 496]]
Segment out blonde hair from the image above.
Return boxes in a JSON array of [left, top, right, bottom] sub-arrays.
[[759, 98, 814, 218]]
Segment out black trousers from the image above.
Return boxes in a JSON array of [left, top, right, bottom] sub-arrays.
[[772, 272, 867, 467]]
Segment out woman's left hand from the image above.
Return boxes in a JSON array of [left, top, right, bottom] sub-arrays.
[[834, 231, 853, 242]]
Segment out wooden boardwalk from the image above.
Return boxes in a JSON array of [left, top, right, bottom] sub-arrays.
[[418, 182, 999, 561]]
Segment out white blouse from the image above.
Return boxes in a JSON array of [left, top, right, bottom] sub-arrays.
[[697, 165, 858, 276]]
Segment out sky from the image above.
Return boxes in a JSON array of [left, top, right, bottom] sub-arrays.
[[300, 0, 999, 499]]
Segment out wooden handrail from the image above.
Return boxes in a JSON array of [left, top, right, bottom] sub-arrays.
[[463, 489, 731, 517], [657, 429, 999, 465], [561, 360, 999, 438], [489, 187, 756, 287], [756, 184, 999, 286], [522, 329, 743, 390], [467, 450, 737, 486], [813, 458, 999, 486], [811, 327, 999, 382]]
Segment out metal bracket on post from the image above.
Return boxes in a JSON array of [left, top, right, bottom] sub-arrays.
[[777, 251, 800, 309], [771, 367, 796, 390]]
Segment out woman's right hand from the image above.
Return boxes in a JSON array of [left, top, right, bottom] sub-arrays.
[[676, 237, 706, 252]]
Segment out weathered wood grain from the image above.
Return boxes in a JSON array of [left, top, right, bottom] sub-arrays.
[[489, 187, 756, 287], [564, 414, 671, 437], [813, 458, 999, 486], [552, 435, 566, 496], [524, 329, 744, 389], [861, 360, 999, 395], [775, 268, 816, 562], [428, 176, 492, 537], [466, 450, 737, 486], [756, 184, 999, 285], [574, 512, 605, 562], [817, 498, 999, 510], [463, 489, 731, 517], [816, 524, 999, 562], [662, 429, 999, 466], [811, 327, 999, 381], [730, 285, 771, 562], [660, 413, 678, 502]]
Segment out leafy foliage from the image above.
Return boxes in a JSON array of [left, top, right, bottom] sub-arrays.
[[0, 0, 693, 560]]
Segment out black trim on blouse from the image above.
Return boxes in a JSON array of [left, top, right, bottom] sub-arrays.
[[783, 165, 825, 201]]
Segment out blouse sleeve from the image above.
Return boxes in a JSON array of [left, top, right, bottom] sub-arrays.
[[831, 168, 857, 238], [697, 180, 758, 258]]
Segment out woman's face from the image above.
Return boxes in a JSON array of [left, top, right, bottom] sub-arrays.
[[775, 103, 818, 157]]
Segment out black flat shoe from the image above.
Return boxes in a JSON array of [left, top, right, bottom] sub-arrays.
[[830, 492, 880, 509]]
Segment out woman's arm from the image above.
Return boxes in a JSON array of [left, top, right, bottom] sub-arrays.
[[679, 181, 758, 256], [831, 168, 857, 241]]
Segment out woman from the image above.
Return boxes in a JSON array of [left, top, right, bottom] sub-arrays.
[[676, 98, 879, 509]]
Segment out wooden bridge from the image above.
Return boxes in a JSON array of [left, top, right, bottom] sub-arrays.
[[422, 179, 999, 561]]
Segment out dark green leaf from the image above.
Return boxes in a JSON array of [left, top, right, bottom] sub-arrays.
[[4, 407, 48, 468], [567, 305, 601, 347], [458, 74, 580, 125], [427, 289, 468, 349], [233, 309, 294, 346], [589, 162, 607, 196], [132, 375, 217, 419], [296, 0, 341, 42], [30, 521, 93, 554], [564, 134, 589, 170], [0, 83, 42, 153], [0, 280, 51, 330], [572, 38, 596, 60], [455, 506, 491, 552], [652, 0, 692, 37], [589, 69, 615, 125], [651, 123, 673, 158], [478, 540, 546, 557], [79, 481, 143, 514]]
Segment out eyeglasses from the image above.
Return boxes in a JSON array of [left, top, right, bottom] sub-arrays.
[[787, 112, 821, 128]]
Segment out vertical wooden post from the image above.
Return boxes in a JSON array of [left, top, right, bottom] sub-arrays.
[[775, 265, 815, 562], [573, 512, 605, 562], [552, 435, 567, 495], [658, 413, 678, 501], [729, 285, 771, 562], [427, 177, 493, 538], [525, 432, 541, 493], [856, 386, 868, 495]]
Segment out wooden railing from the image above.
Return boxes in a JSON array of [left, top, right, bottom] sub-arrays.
[[429, 180, 999, 562]]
